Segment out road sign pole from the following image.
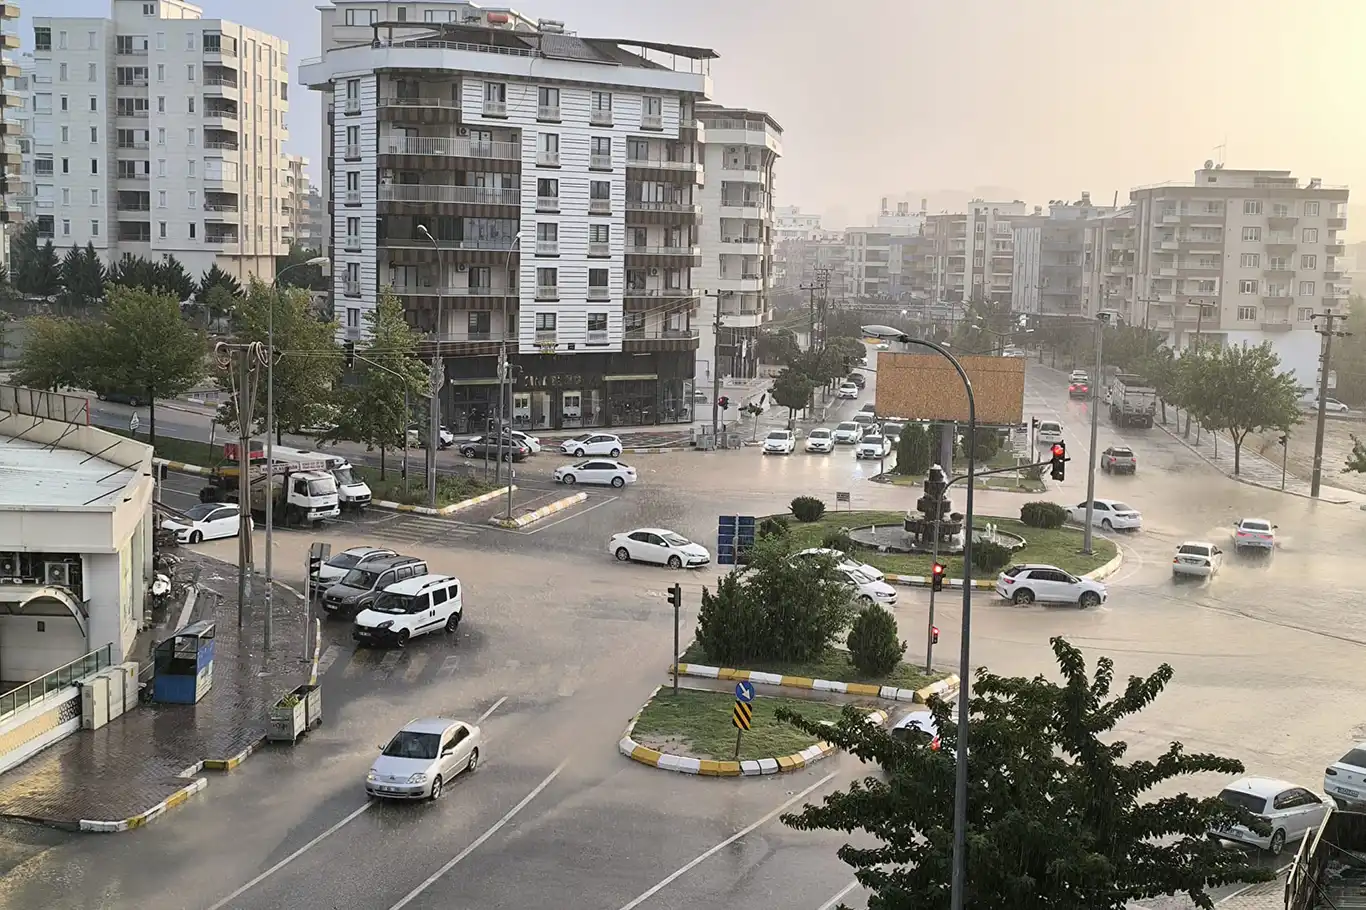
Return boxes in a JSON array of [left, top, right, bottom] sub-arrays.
[[733, 727, 743, 761], [672, 583, 681, 696]]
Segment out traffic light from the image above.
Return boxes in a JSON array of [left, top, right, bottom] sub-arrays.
[[718, 396, 730, 410], [343, 340, 355, 368], [308, 551, 324, 579], [667, 583, 683, 612], [931, 625, 940, 645], [931, 562, 945, 592], [1279, 434, 1289, 446], [1050, 442, 1067, 481]]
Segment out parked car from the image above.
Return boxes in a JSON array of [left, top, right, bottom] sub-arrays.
[[851, 413, 880, 434], [1209, 777, 1328, 856], [314, 546, 398, 586], [1323, 743, 1366, 809], [94, 386, 148, 407], [762, 429, 797, 455], [837, 382, 860, 399], [609, 528, 711, 568], [559, 433, 624, 458], [353, 573, 463, 647], [890, 709, 942, 748], [1036, 420, 1064, 445], [845, 372, 867, 389], [1100, 446, 1137, 474], [793, 547, 885, 582], [1233, 518, 1276, 552], [366, 717, 481, 800], [458, 435, 530, 462], [554, 459, 637, 488], [161, 503, 251, 544], [855, 434, 892, 460], [881, 421, 905, 444], [805, 428, 834, 453], [995, 564, 1106, 608], [502, 429, 543, 454], [322, 555, 429, 618], [1172, 541, 1222, 579], [858, 402, 877, 416], [1303, 398, 1350, 413], [841, 566, 897, 606], [1071, 499, 1142, 531], [833, 422, 863, 444], [407, 425, 456, 449]]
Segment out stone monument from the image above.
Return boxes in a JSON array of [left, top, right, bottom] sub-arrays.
[[903, 464, 964, 547]]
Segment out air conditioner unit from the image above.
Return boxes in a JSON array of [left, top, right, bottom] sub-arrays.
[[648, 267, 660, 276], [0, 553, 17, 577], [45, 562, 72, 587], [457, 127, 470, 137], [456, 263, 467, 272]]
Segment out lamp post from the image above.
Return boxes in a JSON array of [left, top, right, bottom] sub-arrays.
[[417, 224, 443, 508], [265, 256, 329, 652], [498, 232, 522, 509], [1081, 315, 1103, 555]]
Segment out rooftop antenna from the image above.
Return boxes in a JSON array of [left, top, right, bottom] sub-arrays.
[[1213, 139, 1227, 167]]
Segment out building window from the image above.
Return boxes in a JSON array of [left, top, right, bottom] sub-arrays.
[[88, 63, 98, 82], [143, 2, 156, 14], [1299, 280, 1316, 296], [1243, 200, 1262, 215], [592, 91, 612, 117], [157, 127, 166, 145], [590, 224, 609, 244], [60, 126, 69, 143], [537, 86, 560, 121], [187, 190, 197, 208], [157, 96, 165, 113], [641, 95, 662, 128], [538, 132, 559, 166], [588, 268, 609, 295], [90, 189, 99, 205], [34, 27, 51, 50], [187, 128, 196, 146], [157, 190, 167, 207], [90, 159, 99, 174], [1236, 306, 1256, 321], [1301, 254, 1317, 270], [59, 63, 68, 82], [590, 180, 610, 202], [187, 96, 195, 113], [1303, 201, 1320, 216], [536, 222, 558, 253], [1303, 228, 1319, 243], [346, 308, 360, 328], [536, 177, 559, 211], [343, 8, 377, 25], [157, 159, 166, 176], [159, 221, 167, 238], [61, 187, 70, 205], [189, 223, 196, 239], [157, 64, 165, 82], [535, 312, 556, 332], [1238, 279, 1258, 294], [347, 172, 360, 191], [1240, 253, 1260, 268], [90, 126, 98, 143], [1242, 226, 1261, 242], [187, 159, 195, 176], [536, 268, 558, 299], [61, 218, 70, 236], [1298, 307, 1314, 322], [90, 220, 100, 236]]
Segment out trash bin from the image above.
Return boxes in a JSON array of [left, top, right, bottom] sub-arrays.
[[151, 620, 215, 704], [267, 683, 322, 743]]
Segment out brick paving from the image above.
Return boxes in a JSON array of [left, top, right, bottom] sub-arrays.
[[0, 553, 309, 828]]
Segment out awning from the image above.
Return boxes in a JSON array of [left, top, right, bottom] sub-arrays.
[[0, 585, 88, 637]]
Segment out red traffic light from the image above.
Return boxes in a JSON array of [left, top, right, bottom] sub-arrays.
[[931, 625, 940, 644], [1051, 444, 1065, 458], [931, 562, 945, 576]]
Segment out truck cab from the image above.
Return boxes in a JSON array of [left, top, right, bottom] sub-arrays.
[[202, 451, 341, 527], [268, 445, 371, 511]]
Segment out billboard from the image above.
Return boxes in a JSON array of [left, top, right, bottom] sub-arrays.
[[874, 352, 1025, 425]]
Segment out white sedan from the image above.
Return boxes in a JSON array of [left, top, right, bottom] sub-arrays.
[[1173, 541, 1222, 578], [161, 503, 251, 544], [855, 435, 892, 460], [609, 528, 711, 568], [504, 429, 542, 453], [841, 566, 897, 606], [1071, 499, 1142, 531], [836, 383, 859, 399], [314, 545, 398, 585], [1233, 517, 1276, 551], [559, 433, 624, 458], [762, 429, 797, 455], [794, 547, 885, 582], [554, 459, 637, 488], [832, 421, 862, 444], [805, 428, 834, 453], [366, 717, 481, 801], [1303, 398, 1350, 413]]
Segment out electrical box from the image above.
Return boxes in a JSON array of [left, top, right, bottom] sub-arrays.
[[81, 675, 110, 730]]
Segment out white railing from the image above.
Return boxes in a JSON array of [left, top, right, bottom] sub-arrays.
[[589, 154, 612, 170], [378, 184, 518, 205], [377, 95, 461, 110], [392, 286, 515, 298], [535, 241, 559, 256], [626, 201, 700, 213], [344, 144, 360, 158], [641, 114, 663, 130], [586, 330, 609, 344], [483, 100, 507, 117], [589, 199, 611, 214], [625, 156, 698, 171], [624, 287, 701, 298], [534, 330, 557, 344], [344, 236, 362, 251], [536, 196, 560, 212], [587, 241, 610, 257], [628, 245, 700, 256], [344, 189, 361, 204], [379, 135, 520, 160], [344, 97, 361, 114], [536, 286, 559, 300], [590, 110, 613, 126], [343, 280, 361, 296], [588, 287, 610, 301], [537, 105, 560, 121], [536, 151, 560, 167]]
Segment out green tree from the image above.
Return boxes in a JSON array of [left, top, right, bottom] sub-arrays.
[[1185, 342, 1301, 474], [778, 637, 1272, 910], [213, 280, 341, 442], [10, 222, 42, 295], [757, 329, 803, 366], [91, 286, 208, 443], [58, 243, 106, 311], [275, 245, 329, 292], [1345, 435, 1366, 474], [20, 237, 62, 298], [1103, 324, 1165, 373], [825, 335, 868, 373], [11, 316, 100, 391], [1139, 346, 1177, 424], [156, 255, 197, 301], [895, 422, 932, 476], [106, 254, 161, 292], [771, 367, 815, 424], [1330, 295, 1366, 406], [329, 291, 427, 478], [197, 264, 243, 325]]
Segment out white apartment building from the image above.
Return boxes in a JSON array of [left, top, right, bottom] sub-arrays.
[[1127, 164, 1349, 383], [300, 19, 714, 431], [281, 152, 308, 247], [29, 0, 290, 283], [10, 52, 32, 227], [1081, 206, 1137, 321], [922, 200, 1027, 305], [696, 103, 781, 382], [774, 205, 821, 243], [1011, 193, 1115, 318]]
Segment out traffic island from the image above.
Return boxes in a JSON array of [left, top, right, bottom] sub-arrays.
[[620, 686, 889, 776], [488, 491, 587, 529]]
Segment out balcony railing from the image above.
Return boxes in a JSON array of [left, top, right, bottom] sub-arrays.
[[343, 280, 361, 297], [116, 141, 150, 150], [589, 199, 611, 214], [588, 286, 610, 301], [640, 114, 663, 130], [536, 105, 560, 121], [590, 110, 613, 127], [1326, 243, 1345, 254], [379, 135, 520, 160], [117, 201, 150, 211], [626, 201, 701, 214], [344, 236, 362, 251], [536, 151, 560, 167], [378, 184, 519, 205], [1328, 217, 1348, 230], [0, 645, 111, 722], [587, 241, 610, 257], [483, 100, 507, 117], [377, 95, 461, 111], [625, 287, 701, 299], [586, 329, 609, 345], [535, 240, 559, 256], [623, 327, 698, 340], [204, 141, 239, 151], [203, 202, 239, 212], [589, 154, 612, 170], [204, 76, 238, 89], [344, 97, 361, 114], [535, 285, 559, 301], [534, 329, 557, 344], [205, 234, 239, 245], [117, 173, 150, 181], [344, 144, 360, 159], [628, 245, 700, 256], [380, 238, 519, 252], [344, 189, 362, 204], [536, 196, 560, 213], [116, 108, 150, 119], [720, 236, 762, 245], [625, 156, 698, 171], [392, 285, 516, 298]]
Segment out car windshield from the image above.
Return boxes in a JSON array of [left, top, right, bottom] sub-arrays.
[[662, 533, 691, 547], [1001, 565, 1025, 577], [837, 423, 857, 432], [1338, 749, 1366, 770], [1041, 423, 1060, 432], [1110, 448, 1134, 457], [846, 568, 874, 585], [864, 436, 884, 445], [1242, 521, 1271, 531], [810, 429, 830, 438], [767, 432, 789, 440], [371, 592, 418, 615], [330, 553, 364, 570], [884, 423, 903, 433], [334, 467, 356, 485], [1177, 544, 1211, 557], [341, 568, 380, 589], [183, 503, 220, 521], [308, 480, 335, 496], [1218, 789, 1267, 815], [382, 730, 440, 760]]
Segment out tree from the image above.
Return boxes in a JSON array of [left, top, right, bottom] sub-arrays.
[[825, 335, 867, 373], [17, 236, 62, 298], [1139, 346, 1177, 424], [895, 422, 932, 476], [11, 316, 100, 392], [58, 243, 106, 311], [214, 279, 341, 442], [1329, 294, 1366, 406], [198, 263, 243, 302], [329, 291, 427, 478], [778, 637, 1273, 910], [106, 254, 195, 300], [1345, 435, 1366, 474], [91, 286, 208, 443], [275, 245, 329, 292], [757, 329, 803, 367], [156, 255, 197, 301], [1185, 342, 1301, 474], [771, 368, 815, 424], [10, 222, 41, 295], [1103, 324, 1165, 373]]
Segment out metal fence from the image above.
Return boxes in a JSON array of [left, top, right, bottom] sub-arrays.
[[0, 644, 113, 721], [0, 384, 91, 425]]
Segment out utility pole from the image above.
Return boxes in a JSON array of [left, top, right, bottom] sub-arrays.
[[213, 341, 267, 628], [1081, 317, 1103, 555], [711, 302, 724, 438], [1311, 312, 1351, 498], [417, 225, 443, 506]]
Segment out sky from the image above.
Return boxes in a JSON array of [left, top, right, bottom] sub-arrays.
[[22, 0, 1366, 231]]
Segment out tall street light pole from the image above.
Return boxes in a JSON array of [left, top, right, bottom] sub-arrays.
[[1081, 315, 1103, 554], [1310, 312, 1350, 498], [417, 225, 443, 508], [501, 232, 522, 518]]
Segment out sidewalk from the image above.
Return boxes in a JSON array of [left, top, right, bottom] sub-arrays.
[[0, 553, 309, 831]]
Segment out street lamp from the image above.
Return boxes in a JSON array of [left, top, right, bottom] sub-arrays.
[[417, 224, 443, 509], [497, 232, 523, 513], [863, 325, 977, 910]]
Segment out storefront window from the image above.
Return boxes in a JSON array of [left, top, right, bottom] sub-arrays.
[[608, 379, 655, 427], [658, 378, 688, 424]]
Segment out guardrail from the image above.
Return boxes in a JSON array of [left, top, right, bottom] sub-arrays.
[[0, 644, 112, 721]]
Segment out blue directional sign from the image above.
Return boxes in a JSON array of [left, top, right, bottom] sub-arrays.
[[734, 681, 755, 703], [716, 515, 756, 566]]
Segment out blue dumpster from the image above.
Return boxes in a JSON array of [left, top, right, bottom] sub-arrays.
[[152, 620, 215, 704]]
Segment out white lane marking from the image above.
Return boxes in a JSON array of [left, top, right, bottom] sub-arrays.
[[342, 650, 371, 679], [377, 651, 402, 679], [817, 880, 859, 910], [437, 655, 460, 678], [385, 757, 569, 910], [477, 696, 507, 723], [315, 644, 342, 677], [203, 802, 373, 910], [525, 494, 618, 534], [613, 771, 840, 910], [401, 652, 430, 683]]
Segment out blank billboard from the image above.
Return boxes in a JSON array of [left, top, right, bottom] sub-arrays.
[[874, 352, 1025, 425]]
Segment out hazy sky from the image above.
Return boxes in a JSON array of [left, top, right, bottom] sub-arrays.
[[23, 0, 1366, 229]]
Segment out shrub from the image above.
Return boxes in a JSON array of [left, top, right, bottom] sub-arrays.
[[758, 516, 790, 539], [790, 495, 826, 522], [846, 604, 906, 676], [1020, 501, 1068, 529], [895, 422, 932, 475], [821, 529, 855, 553], [695, 572, 769, 666], [972, 539, 1013, 574], [973, 428, 1002, 460]]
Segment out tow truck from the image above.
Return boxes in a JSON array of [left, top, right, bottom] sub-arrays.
[[200, 442, 340, 527]]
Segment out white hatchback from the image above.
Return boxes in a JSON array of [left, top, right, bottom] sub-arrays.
[[1071, 499, 1142, 531], [1324, 743, 1366, 809], [996, 564, 1106, 608], [1210, 777, 1329, 856], [367, 717, 482, 801], [559, 433, 624, 458], [1172, 541, 1222, 578], [554, 459, 637, 488], [762, 430, 797, 455], [609, 528, 711, 568], [805, 428, 834, 453], [352, 574, 463, 648]]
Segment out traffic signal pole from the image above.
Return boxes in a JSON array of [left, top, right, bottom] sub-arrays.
[[1082, 320, 1103, 554]]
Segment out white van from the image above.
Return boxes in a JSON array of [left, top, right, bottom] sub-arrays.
[[352, 574, 464, 648]]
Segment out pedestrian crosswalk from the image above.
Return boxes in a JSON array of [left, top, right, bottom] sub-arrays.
[[361, 515, 485, 545], [313, 639, 577, 691]]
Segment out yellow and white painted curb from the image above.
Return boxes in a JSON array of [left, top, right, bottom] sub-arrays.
[[884, 573, 996, 590], [488, 491, 587, 529], [624, 446, 690, 455], [1083, 551, 1123, 581], [78, 778, 207, 833], [153, 457, 212, 477], [670, 663, 960, 705], [619, 685, 891, 777], [371, 485, 515, 516]]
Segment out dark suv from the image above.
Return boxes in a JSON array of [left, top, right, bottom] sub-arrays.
[[321, 555, 428, 617]]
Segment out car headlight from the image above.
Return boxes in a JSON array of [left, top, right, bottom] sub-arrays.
[[367, 770, 379, 782], [376, 620, 393, 630], [407, 773, 428, 784]]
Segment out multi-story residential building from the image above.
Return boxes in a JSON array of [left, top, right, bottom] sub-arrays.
[[697, 103, 781, 382], [845, 228, 894, 298], [923, 200, 1027, 305], [1081, 206, 1137, 321], [1127, 164, 1349, 382], [889, 231, 935, 300], [302, 185, 325, 250], [300, 20, 713, 431], [0, 5, 17, 270], [776, 229, 846, 296], [281, 152, 308, 247], [11, 53, 32, 226], [773, 205, 821, 244], [29, 0, 290, 282], [1011, 193, 1115, 318]]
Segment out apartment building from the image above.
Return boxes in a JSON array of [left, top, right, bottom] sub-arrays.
[[1081, 206, 1137, 322], [281, 152, 308, 247], [696, 103, 781, 382], [889, 232, 935, 299], [11, 53, 31, 226], [1127, 164, 1349, 383], [777, 230, 846, 295], [922, 200, 1027, 305], [845, 200, 928, 299], [29, 0, 289, 283], [302, 185, 325, 250], [774, 205, 821, 243], [300, 19, 713, 431], [0, 5, 17, 270], [1011, 193, 1115, 318]]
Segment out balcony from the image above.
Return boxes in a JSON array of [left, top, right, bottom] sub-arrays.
[[625, 154, 702, 175], [203, 202, 239, 213], [203, 171, 239, 187], [483, 99, 507, 118], [629, 245, 701, 258], [203, 108, 238, 128], [536, 150, 560, 167], [1158, 240, 1179, 251], [117, 171, 150, 182], [1260, 321, 1293, 333], [116, 140, 150, 151], [204, 140, 239, 153], [534, 329, 557, 346], [624, 287, 702, 302], [589, 154, 612, 171], [1262, 296, 1293, 308], [536, 195, 560, 213], [586, 329, 609, 345], [1328, 217, 1348, 230], [536, 105, 560, 122], [203, 76, 238, 99], [1267, 214, 1298, 228], [535, 240, 559, 256], [204, 233, 239, 247], [343, 281, 361, 297], [1158, 267, 1177, 277], [590, 110, 613, 127], [1263, 265, 1295, 277], [343, 235, 362, 252], [344, 97, 361, 114], [379, 135, 520, 161], [378, 184, 519, 206], [587, 286, 610, 301], [343, 144, 361, 160], [116, 107, 149, 120], [589, 198, 612, 215], [344, 189, 362, 205], [1158, 213, 1181, 224], [719, 236, 763, 255], [1324, 270, 1345, 281], [627, 201, 702, 215], [116, 200, 150, 212], [622, 326, 699, 352], [536, 285, 559, 301], [640, 113, 663, 131], [1266, 237, 1296, 250], [588, 241, 610, 258], [1326, 243, 1345, 255]]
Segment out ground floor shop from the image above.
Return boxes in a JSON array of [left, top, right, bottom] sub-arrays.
[[442, 351, 697, 432]]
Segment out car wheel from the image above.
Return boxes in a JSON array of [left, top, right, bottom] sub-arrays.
[[460, 447, 476, 458], [1079, 591, 1101, 609], [667, 555, 682, 569], [503, 452, 513, 462], [429, 775, 444, 800], [96, 392, 107, 401], [615, 547, 631, 562], [467, 748, 479, 773], [1012, 589, 1035, 606], [1101, 518, 1114, 531], [396, 629, 410, 648], [189, 531, 203, 544], [611, 476, 625, 488], [574, 448, 586, 457], [609, 448, 622, 458], [445, 612, 461, 633], [859, 594, 874, 607], [1268, 829, 1286, 856], [561, 474, 575, 485]]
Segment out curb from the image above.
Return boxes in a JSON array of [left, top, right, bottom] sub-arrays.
[[671, 663, 961, 705], [619, 685, 891, 776], [1084, 551, 1123, 581], [371, 485, 515, 516], [488, 491, 587, 529], [885, 574, 996, 590], [198, 737, 267, 772], [625, 446, 691, 455], [1155, 422, 1353, 505], [78, 778, 207, 833]]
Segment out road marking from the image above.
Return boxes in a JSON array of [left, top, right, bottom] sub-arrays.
[[817, 881, 860, 910], [613, 770, 840, 910], [477, 696, 507, 722], [343, 651, 372, 678], [524, 495, 618, 534], [401, 652, 430, 683], [377, 651, 402, 679], [203, 802, 373, 910], [385, 757, 570, 910], [315, 645, 342, 677], [437, 655, 460, 678]]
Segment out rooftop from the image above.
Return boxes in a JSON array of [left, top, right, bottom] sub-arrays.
[[0, 436, 136, 509]]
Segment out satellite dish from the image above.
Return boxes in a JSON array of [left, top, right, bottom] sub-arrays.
[[860, 324, 901, 338], [1204, 159, 1214, 169]]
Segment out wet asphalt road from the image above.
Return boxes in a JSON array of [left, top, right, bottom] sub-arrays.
[[1, 356, 1358, 909]]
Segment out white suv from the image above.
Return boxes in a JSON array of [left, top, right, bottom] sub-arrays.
[[995, 564, 1105, 608], [353, 574, 464, 647]]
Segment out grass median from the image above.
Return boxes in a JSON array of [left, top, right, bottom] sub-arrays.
[[632, 688, 850, 762], [678, 641, 945, 691], [109, 428, 224, 468], [781, 510, 1117, 578], [353, 465, 500, 509]]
